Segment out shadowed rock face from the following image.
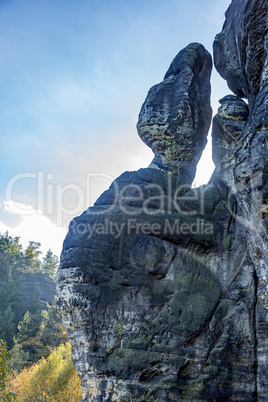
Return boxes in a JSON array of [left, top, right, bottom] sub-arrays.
[[212, 95, 249, 186], [213, 1, 268, 399], [57, 1, 268, 400], [213, 0, 268, 104]]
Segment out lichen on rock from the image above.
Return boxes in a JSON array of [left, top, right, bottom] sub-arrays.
[[137, 42, 212, 185]]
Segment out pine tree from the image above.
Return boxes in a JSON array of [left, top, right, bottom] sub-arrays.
[[0, 234, 24, 277], [24, 242, 42, 273], [15, 289, 42, 345], [29, 289, 42, 338], [39, 299, 68, 347], [41, 250, 59, 279], [15, 311, 32, 344], [0, 306, 15, 348], [0, 268, 23, 348]]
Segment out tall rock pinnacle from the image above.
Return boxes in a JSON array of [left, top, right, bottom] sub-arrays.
[[57, 0, 268, 400], [137, 42, 212, 186]]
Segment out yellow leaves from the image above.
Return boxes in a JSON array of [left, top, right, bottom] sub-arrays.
[[8, 343, 81, 402]]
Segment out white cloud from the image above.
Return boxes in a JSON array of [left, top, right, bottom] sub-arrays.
[[0, 201, 66, 256]]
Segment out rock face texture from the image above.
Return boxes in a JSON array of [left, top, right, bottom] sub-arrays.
[[57, 0, 268, 400], [212, 1, 268, 399], [22, 273, 56, 312], [137, 42, 212, 185], [213, 0, 267, 104]]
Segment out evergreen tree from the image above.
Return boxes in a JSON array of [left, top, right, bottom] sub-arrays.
[[24, 242, 42, 273], [0, 234, 24, 277], [0, 268, 23, 348], [16, 289, 43, 344], [0, 234, 67, 372], [9, 342, 29, 372], [41, 250, 59, 278], [39, 299, 68, 347], [29, 288, 42, 338], [14, 289, 45, 365], [14, 306, 45, 365], [15, 311, 32, 344], [0, 306, 15, 349]]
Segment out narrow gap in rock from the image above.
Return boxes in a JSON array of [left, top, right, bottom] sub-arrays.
[[192, 130, 215, 188]]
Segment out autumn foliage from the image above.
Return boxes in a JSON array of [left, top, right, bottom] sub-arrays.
[[8, 343, 81, 401]]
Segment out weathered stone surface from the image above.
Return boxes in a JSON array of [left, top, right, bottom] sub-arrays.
[[212, 0, 268, 399], [57, 0, 268, 400], [213, 0, 267, 104], [212, 95, 249, 186], [22, 273, 56, 311], [0, 272, 56, 317], [137, 42, 212, 186]]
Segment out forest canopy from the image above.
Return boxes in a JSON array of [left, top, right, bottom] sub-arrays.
[[0, 234, 81, 401]]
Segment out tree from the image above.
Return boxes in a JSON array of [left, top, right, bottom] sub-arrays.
[[9, 342, 29, 373], [14, 289, 46, 366], [0, 235, 65, 370], [15, 312, 32, 344], [14, 307, 46, 365], [41, 250, 59, 279], [9, 343, 81, 402], [16, 289, 42, 344], [0, 340, 16, 401], [0, 268, 23, 348], [0, 234, 24, 278], [13, 296, 68, 369], [0, 306, 15, 348], [29, 289, 42, 337], [39, 299, 68, 347], [24, 242, 42, 273]]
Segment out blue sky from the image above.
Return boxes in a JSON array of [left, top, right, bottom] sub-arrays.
[[0, 0, 231, 255]]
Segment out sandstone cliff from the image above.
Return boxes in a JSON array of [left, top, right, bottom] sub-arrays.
[[22, 273, 56, 312], [57, 0, 268, 400]]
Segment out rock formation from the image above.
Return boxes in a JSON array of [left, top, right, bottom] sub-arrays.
[[57, 0, 268, 400], [137, 42, 212, 185], [22, 273, 56, 312]]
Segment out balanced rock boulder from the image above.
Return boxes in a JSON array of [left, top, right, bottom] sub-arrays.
[[137, 42, 212, 186]]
